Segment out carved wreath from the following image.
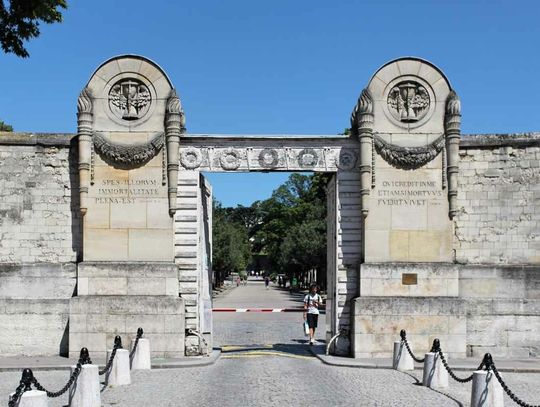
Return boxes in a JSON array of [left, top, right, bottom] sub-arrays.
[[180, 147, 203, 170], [373, 134, 444, 170], [220, 148, 242, 170], [258, 148, 279, 168], [93, 132, 164, 169], [336, 149, 358, 171], [298, 148, 319, 168]]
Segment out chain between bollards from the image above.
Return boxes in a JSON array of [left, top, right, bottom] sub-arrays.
[[28, 348, 92, 398], [430, 339, 483, 384], [99, 335, 123, 376], [399, 329, 425, 363], [129, 327, 144, 359], [483, 353, 540, 407], [8, 368, 33, 407]]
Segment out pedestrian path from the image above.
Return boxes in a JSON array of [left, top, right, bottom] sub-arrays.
[[213, 279, 325, 355]]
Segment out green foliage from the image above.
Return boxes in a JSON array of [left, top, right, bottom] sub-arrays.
[[250, 173, 329, 276], [0, 120, 13, 131], [212, 200, 251, 277], [212, 173, 330, 288], [0, 0, 67, 58]]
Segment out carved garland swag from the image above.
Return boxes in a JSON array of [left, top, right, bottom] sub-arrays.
[[93, 132, 165, 169], [373, 134, 445, 170]]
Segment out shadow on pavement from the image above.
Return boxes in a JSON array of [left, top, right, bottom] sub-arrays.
[[221, 341, 326, 357]]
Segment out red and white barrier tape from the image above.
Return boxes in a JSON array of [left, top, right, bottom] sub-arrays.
[[213, 308, 325, 313]]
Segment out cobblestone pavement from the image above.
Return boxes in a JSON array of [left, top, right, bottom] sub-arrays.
[[1, 282, 538, 406]]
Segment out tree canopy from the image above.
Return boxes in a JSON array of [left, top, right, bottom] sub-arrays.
[[212, 173, 329, 289], [0, 121, 13, 131], [0, 0, 67, 58]]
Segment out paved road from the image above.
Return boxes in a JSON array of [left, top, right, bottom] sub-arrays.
[[1, 281, 538, 406], [213, 278, 323, 350]]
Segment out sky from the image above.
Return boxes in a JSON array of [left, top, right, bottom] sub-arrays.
[[1, 0, 540, 206]]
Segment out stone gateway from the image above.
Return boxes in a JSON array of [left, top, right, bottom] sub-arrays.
[[0, 55, 538, 359]]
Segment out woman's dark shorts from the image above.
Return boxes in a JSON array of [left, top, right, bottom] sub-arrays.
[[306, 313, 318, 329]]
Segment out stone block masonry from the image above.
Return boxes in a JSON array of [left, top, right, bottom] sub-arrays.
[[0, 134, 81, 264], [455, 134, 540, 264], [0, 131, 539, 358]]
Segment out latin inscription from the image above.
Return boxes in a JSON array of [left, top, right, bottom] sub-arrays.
[[93, 179, 161, 204], [377, 180, 442, 206]]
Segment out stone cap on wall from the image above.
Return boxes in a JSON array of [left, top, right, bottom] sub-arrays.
[[1, 131, 539, 148]]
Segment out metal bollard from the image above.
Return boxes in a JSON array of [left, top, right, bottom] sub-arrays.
[[392, 340, 414, 371], [471, 370, 504, 407], [422, 352, 449, 388], [10, 390, 48, 407], [69, 364, 100, 407], [106, 337, 131, 386], [131, 338, 151, 370]]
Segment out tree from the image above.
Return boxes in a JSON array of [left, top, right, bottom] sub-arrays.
[[0, 121, 13, 131], [0, 0, 67, 58], [250, 173, 330, 288], [212, 200, 251, 287]]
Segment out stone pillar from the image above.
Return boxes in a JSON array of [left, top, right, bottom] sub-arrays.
[[393, 341, 414, 371], [130, 338, 151, 370], [77, 87, 93, 216], [106, 348, 131, 386], [350, 58, 466, 359], [10, 390, 48, 407], [70, 55, 185, 359], [445, 90, 461, 219], [69, 364, 100, 407], [471, 370, 504, 407], [351, 88, 374, 218], [422, 352, 449, 389], [165, 89, 185, 216]]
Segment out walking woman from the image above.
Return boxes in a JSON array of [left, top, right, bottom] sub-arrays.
[[303, 284, 322, 345]]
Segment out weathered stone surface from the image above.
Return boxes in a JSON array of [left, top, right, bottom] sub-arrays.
[[455, 143, 540, 264], [352, 297, 466, 358], [69, 295, 184, 358], [0, 143, 81, 264], [77, 262, 178, 296], [359, 263, 459, 297], [0, 299, 69, 356], [0, 263, 76, 299]]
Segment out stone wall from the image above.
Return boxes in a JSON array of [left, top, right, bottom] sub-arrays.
[[0, 133, 80, 264], [455, 134, 540, 264], [0, 134, 78, 355], [460, 265, 540, 358], [0, 131, 539, 357]]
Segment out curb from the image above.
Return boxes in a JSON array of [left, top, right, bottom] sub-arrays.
[[0, 349, 221, 373], [311, 351, 540, 373]]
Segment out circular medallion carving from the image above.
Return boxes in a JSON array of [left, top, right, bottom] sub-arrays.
[[298, 148, 318, 168], [383, 76, 435, 129], [387, 81, 430, 123], [258, 148, 279, 168], [336, 149, 358, 170], [220, 148, 242, 170], [108, 79, 152, 121], [180, 147, 202, 169]]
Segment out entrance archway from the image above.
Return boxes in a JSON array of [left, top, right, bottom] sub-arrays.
[[175, 135, 363, 355]]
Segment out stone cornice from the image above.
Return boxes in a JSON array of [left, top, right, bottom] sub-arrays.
[[1, 132, 539, 149]]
